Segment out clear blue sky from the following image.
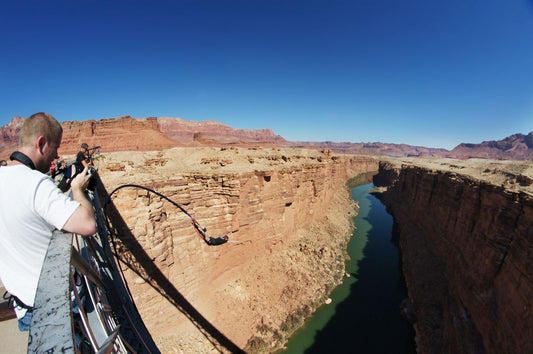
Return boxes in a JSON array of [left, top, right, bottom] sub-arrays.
[[1, 0, 532, 150]]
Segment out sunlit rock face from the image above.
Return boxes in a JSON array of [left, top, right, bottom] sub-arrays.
[[376, 159, 533, 354], [97, 147, 378, 351], [59, 116, 181, 154], [0, 115, 182, 159]]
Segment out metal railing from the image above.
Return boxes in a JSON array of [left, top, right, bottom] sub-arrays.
[[28, 189, 159, 353]]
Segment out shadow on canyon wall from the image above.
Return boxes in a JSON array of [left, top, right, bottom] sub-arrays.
[[94, 174, 245, 354]]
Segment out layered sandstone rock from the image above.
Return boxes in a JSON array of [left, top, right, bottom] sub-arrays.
[[96, 147, 378, 352], [375, 158, 533, 353], [59, 116, 180, 154], [0, 115, 182, 159]]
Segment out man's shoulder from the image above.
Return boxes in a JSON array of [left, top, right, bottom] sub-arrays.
[[0, 166, 55, 209], [1, 165, 50, 184]]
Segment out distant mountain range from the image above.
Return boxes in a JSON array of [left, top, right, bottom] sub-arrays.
[[1, 115, 531, 160], [447, 132, 533, 160]]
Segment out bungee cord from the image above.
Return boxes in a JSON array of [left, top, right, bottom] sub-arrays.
[[104, 183, 229, 245]]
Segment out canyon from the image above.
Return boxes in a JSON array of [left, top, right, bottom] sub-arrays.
[[95, 147, 378, 352], [375, 158, 533, 353], [94, 151, 533, 353], [1, 115, 532, 352]]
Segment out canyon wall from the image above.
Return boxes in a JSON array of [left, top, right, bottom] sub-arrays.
[[0, 115, 181, 159], [60, 116, 180, 154], [97, 147, 378, 352], [375, 159, 533, 353]]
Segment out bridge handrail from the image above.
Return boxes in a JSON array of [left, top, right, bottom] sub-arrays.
[[28, 229, 74, 353], [27, 188, 159, 353]]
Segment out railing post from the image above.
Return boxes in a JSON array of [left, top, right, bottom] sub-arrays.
[[26, 188, 159, 353], [28, 230, 75, 353]]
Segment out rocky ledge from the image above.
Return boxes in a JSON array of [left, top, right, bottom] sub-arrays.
[[375, 158, 533, 353]]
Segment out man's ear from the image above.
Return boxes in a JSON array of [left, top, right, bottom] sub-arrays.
[[36, 135, 46, 153]]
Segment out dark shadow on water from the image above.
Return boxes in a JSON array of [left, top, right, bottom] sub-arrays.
[[305, 190, 416, 354], [96, 177, 244, 354]]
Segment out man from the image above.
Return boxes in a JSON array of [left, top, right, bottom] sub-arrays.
[[207, 235, 229, 246], [191, 219, 241, 246], [77, 143, 91, 168], [58, 142, 96, 192], [0, 112, 96, 331]]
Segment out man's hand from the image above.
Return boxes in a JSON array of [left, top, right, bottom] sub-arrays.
[[63, 165, 96, 236], [70, 165, 92, 192]]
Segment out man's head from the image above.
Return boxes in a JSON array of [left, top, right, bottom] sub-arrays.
[[80, 143, 88, 151], [18, 113, 63, 173]]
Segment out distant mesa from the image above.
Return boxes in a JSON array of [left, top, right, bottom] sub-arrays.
[[158, 117, 286, 145], [0, 117, 25, 159], [1, 116, 24, 144], [289, 140, 447, 158], [1, 115, 532, 160], [448, 132, 533, 160], [59, 116, 181, 154]]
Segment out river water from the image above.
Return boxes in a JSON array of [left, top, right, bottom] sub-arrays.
[[281, 183, 415, 353]]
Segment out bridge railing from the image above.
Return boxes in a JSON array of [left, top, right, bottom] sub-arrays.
[[28, 189, 160, 353]]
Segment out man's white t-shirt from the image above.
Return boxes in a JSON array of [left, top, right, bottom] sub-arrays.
[[0, 165, 80, 318]]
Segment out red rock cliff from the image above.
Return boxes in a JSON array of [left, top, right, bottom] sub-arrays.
[[0, 115, 181, 159], [376, 160, 533, 353], [60, 116, 180, 154]]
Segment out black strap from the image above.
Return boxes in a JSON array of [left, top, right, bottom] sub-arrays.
[[9, 151, 36, 170], [2, 291, 33, 312]]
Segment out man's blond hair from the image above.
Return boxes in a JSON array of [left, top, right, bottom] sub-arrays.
[[19, 112, 63, 147]]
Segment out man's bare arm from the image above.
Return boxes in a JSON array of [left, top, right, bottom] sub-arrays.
[[62, 166, 96, 236]]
